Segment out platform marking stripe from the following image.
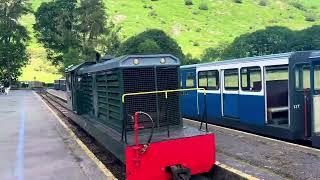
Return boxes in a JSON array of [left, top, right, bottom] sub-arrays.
[[15, 97, 25, 180], [215, 161, 259, 180], [185, 119, 320, 153], [34, 92, 117, 179]]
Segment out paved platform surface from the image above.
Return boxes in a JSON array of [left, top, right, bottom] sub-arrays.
[[0, 90, 106, 180]]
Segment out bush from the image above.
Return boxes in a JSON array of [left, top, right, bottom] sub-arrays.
[[150, 0, 159, 1], [290, 2, 306, 11], [192, 10, 200, 15], [305, 14, 317, 22], [258, 0, 267, 6], [199, 2, 208, 10], [195, 27, 201, 32], [193, 41, 200, 46], [184, 0, 193, 6], [233, 0, 242, 4], [149, 10, 157, 17]]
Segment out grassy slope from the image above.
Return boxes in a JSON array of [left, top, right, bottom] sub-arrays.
[[106, 0, 319, 56], [19, 0, 319, 82], [19, 1, 62, 83]]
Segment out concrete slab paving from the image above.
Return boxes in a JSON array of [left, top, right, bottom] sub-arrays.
[[0, 90, 107, 180]]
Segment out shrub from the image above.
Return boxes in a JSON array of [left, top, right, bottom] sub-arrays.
[[193, 41, 200, 46], [192, 10, 200, 15], [305, 14, 317, 22], [233, 0, 242, 4], [150, 0, 159, 1], [149, 10, 157, 17], [199, 2, 208, 10], [258, 0, 267, 6], [290, 2, 306, 11], [195, 27, 201, 32], [185, 0, 193, 6]]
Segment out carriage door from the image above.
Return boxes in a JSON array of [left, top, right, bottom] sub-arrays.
[[292, 63, 312, 138], [181, 68, 198, 119], [311, 59, 320, 137], [222, 69, 240, 118]]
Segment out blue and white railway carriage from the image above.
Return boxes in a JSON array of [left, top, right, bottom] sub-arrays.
[[181, 51, 320, 147]]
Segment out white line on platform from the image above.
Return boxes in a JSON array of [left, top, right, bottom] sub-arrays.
[[185, 119, 320, 153], [215, 161, 259, 180], [34, 91, 117, 179]]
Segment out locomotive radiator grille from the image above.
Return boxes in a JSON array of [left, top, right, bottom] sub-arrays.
[[78, 75, 93, 114], [123, 67, 181, 131]]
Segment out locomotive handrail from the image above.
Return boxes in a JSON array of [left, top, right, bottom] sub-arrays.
[[121, 88, 206, 103], [121, 88, 208, 143]]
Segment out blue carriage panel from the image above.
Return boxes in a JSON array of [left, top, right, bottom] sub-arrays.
[[198, 93, 221, 121], [239, 95, 265, 126], [223, 94, 239, 118]]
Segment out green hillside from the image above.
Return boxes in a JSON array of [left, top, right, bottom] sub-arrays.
[[19, 0, 319, 82]]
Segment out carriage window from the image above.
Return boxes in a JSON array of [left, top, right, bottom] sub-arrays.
[[241, 66, 261, 92], [208, 70, 219, 90], [224, 69, 239, 90], [198, 70, 219, 90], [186, 72, 195, 88], [266, 65, 288, 81], [314, 65, 320, 90], [198, 71, 208, 88], [295, 64, 310, 90]]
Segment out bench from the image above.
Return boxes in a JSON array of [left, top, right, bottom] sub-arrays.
[[267, 106, 288, 121]]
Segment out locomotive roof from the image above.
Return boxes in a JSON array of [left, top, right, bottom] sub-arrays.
[[77, 54, 180, 74], [181, 51, 320, 69], [65, 62, 96, 72]]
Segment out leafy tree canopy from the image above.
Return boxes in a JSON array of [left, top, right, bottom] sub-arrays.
[[34, 0, 108, 68], [117, 29, 185, 62], [202, 25, 320, 61], [0, 0, 30, 81]]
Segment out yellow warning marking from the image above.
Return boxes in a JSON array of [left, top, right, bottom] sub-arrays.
[[215, 161, 259, 180], [34, 91, 117, 179], [122, 88, 206, 103]]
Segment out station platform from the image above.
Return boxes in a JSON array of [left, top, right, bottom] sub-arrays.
[[0, 90, 107, 180]]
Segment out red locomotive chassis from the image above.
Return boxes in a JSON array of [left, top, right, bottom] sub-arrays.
[[126, 134, 215, 180]]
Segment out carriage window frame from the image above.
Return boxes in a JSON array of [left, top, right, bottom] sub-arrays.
[[198, 70, 220, 90], [186, 72, 195, 88], [224, 68, 239, 91], [314, 65, 320, 91], [240, 66, 262, 92], [294, 63, 311, 91]]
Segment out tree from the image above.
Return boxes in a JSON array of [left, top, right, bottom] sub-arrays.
[[222, 26, 296, 59], [34, 0, 79, 65], [77, 0, 107, 60], [0, 0, 30, 81], [201, 42, 229, 62], [118, 29, 185, 62], [97, 23, 121, 56]]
